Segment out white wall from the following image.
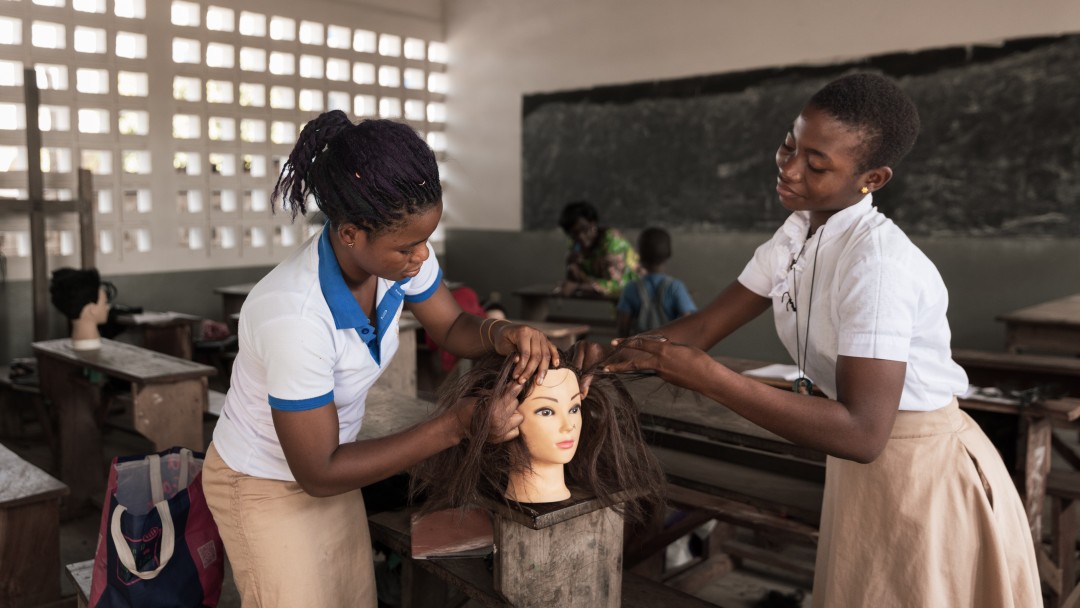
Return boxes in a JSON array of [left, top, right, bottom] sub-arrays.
[[443, 0, 1080, 230]]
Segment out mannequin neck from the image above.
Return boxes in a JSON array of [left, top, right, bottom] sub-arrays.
[[505, 462, 570, 503], [70, 316, 102, 350]]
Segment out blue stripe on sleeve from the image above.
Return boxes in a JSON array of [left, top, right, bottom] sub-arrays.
[[404, 267, 443, 303], [268, 390, 334, 411]]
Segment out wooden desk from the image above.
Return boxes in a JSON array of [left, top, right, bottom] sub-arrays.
[[997, 294, 1080, 355], [513, 283, 618, 323], [214, 282, 256, 321], [1, 442, 69, 607], [32, 338, 216, 513], [116, 311, 203, 360]]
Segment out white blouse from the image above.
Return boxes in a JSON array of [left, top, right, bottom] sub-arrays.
[[738, 195, 968, 411]]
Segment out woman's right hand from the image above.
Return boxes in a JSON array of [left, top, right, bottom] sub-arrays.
[[450, 381, 525, 444]]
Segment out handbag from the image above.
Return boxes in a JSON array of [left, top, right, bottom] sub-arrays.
[[88, 447, 224, 608]]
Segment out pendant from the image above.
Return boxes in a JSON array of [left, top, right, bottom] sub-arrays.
[[792, 377, 813, 395]]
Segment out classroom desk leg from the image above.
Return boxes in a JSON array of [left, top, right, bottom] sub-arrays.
[[518, 296, 550, 322], [494, 505, 623, 608], [1024, 416, 1052, 543], [132, 378, 207, 452], [37, 357, 106, 516]]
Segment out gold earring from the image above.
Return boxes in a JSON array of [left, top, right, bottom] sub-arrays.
[[860, 186, 869, 194], [347, 241, 355, 248]]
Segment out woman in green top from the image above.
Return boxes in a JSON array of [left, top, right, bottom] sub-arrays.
[[557, 200, 642, 297]]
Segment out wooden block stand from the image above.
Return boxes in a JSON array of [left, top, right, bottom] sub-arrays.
[[491, 490, 624, 608], [368, 490, 716, 608]]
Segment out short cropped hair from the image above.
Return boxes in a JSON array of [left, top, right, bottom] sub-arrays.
[[638, 227, 671, 267], [558, 200, 599, 234], [807, 73, 920, 173]]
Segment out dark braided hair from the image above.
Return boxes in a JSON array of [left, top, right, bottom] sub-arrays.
[[272, 111, 442, 236], [807, 73, 920, 173]]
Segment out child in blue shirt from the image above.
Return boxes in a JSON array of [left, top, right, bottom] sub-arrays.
[[616, 227, 697, 337]]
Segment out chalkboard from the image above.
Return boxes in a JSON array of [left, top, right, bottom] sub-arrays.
[[522, 35, 1080, 237]]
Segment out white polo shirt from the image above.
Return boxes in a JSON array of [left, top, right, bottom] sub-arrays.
[[213, 225, 442, 481], [738, 195, 968, 411]]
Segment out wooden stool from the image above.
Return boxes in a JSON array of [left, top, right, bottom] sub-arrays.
[[0, 443, 69, 607], [65, 560, 93, 608]]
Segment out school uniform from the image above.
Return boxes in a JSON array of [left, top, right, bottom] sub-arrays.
[[738, 195, 1040, 607], [203, 225, 441, 608]]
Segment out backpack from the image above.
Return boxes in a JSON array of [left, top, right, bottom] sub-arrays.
[[633, 276, 674, 334]]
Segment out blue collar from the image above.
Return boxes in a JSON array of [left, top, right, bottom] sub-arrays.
[[317, 227, 411, 366]]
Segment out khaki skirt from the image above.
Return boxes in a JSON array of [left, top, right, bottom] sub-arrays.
[[202, 444, 377, 608], [812, 399, 1041, 608]]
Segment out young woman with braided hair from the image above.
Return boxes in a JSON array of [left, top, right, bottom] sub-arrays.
[[202, 111, 559, 607]]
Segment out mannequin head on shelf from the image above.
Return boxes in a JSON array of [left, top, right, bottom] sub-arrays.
[[411, 350, 664, 520], [49, 267, 113, 350]]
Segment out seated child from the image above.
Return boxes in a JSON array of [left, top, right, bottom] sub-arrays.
[[616, 227, 697, 337]]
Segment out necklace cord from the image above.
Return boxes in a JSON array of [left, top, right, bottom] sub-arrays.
[[792, 225, 825, 391]]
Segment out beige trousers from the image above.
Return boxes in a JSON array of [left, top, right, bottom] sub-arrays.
[[813, 399, 1041, 607], [202, 444, 377, 608]]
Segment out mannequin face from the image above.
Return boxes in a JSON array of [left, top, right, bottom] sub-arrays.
[[517, 368, 582, 467]]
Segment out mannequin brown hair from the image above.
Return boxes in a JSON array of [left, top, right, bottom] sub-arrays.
[[410, 350, 665, 523]]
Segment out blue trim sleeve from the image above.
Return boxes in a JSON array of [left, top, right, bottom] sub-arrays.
[[268, 390, 335, 411], [404, 267, 443, 303]]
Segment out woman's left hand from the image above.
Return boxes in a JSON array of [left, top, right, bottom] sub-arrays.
[[602, 334, 709, 387], [491, 322, 560, 385]]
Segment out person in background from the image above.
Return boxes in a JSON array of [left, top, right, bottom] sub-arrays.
[[616, 227, 697, 337], [557, 200, 642, 297], [589, 73, 1039, 606]]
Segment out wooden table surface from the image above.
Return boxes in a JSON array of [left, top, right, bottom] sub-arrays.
[[32, 338, 216, 383], [0, 442, 68, 509], [996, 293, 1080, 355]]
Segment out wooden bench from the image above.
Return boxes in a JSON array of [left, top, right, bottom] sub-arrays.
[[367, 508, 722, 608], [65, 559, 92, 608], [0, 443, 69, 607]]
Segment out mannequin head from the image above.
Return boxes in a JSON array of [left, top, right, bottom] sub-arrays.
[[49, 267, 113, 348], [411, 352, 664, 520], [507, 367, 583, 502]]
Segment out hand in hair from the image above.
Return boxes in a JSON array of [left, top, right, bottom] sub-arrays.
[[489, 323, 561, 385], [450, 381, 525, 444], [604, 334, 711, 388], [569, 340, 614, 399]]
